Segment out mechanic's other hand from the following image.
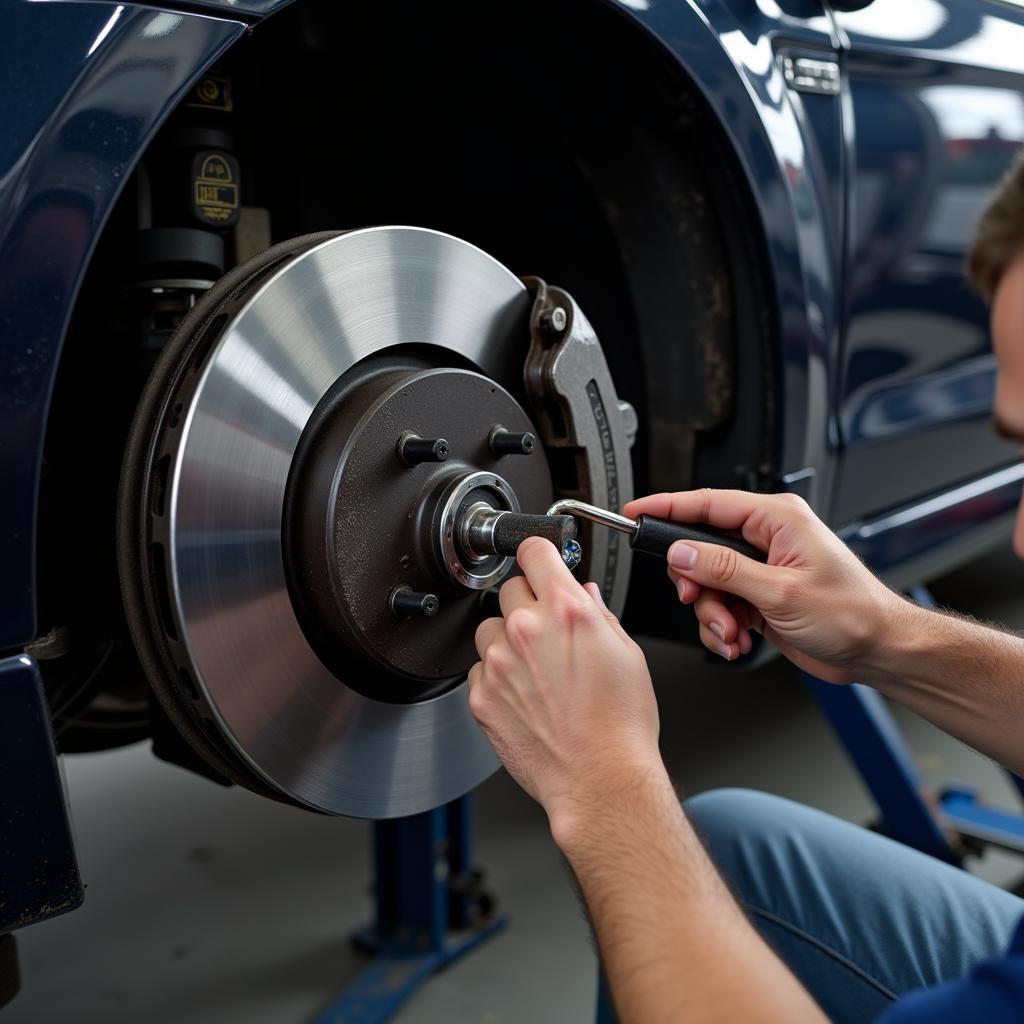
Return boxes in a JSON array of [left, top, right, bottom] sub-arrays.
[[468, 538, 662, 829], [624, 490, 905, 683]]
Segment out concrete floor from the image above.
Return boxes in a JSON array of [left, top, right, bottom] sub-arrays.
[[10, 543, 1024, 1023]]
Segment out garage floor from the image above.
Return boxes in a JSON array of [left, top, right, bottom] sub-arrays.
[[10, 544, 1024, 1023]]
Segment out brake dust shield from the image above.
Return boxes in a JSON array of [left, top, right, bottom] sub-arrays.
[[118, 227, 633, 817]]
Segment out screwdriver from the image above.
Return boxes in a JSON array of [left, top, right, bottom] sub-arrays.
[[546, 499, 767, 564]]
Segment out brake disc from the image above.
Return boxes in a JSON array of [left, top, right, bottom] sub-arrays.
[[118, 227, 635, 817]]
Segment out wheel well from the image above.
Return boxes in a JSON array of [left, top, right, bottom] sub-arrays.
[[230, 0, 777, 498], [40, 0, 778, 746]]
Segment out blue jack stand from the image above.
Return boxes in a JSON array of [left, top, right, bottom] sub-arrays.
[[317, 795, 505, 1024], [803, 584, 1024, 862]]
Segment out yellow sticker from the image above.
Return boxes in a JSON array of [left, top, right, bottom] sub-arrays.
[[193, 153, 238, 225]]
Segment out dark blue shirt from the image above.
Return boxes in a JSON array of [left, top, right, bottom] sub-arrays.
[[879, 917, 1024, 1021]]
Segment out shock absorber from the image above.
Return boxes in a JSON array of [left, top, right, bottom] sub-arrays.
[[129, 64, 242, 352]]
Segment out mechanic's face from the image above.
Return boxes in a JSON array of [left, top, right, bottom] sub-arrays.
[[991, 253, 1024, 557]]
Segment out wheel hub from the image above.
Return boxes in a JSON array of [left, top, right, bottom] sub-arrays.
[[286, 364, 552, 698]]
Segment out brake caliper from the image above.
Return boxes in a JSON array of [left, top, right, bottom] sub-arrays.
[[522, 278, 638, 614]]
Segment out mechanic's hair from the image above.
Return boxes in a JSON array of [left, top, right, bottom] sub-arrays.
[[968, 152, 1024, 302]]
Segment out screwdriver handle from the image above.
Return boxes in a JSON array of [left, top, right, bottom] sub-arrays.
[[631, 515, 767, 564]]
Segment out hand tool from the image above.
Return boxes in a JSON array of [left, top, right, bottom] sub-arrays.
[[458, 503, 579, 564], [547, 498, 767, 563]]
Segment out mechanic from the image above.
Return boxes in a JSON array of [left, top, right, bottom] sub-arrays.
[[468, 154, 1024, 1024]]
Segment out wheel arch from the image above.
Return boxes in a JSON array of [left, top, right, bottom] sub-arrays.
[[599, 0, 838, 509], [0, 2, 244, 649], [214, 0, 836, 503]]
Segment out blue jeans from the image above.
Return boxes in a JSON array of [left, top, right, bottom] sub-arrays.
[[596, 788, 1023, 1022], [680, 789, 1024, 1022]]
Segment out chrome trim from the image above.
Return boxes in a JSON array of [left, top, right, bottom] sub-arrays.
[[783, 55, 840, 96], [849, 463, 1024, 541]]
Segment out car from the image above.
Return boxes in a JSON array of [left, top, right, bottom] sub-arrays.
[[2, 0, 1023, 990]]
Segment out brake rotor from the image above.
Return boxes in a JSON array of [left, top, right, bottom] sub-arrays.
[[118, 227, 633, 818]]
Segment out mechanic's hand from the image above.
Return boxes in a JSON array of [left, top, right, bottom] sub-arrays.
[[624, 490, 905, 683], [468, 538, 662, 826]]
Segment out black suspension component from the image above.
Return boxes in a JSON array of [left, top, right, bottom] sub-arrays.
[[129, 63, 242, 353]]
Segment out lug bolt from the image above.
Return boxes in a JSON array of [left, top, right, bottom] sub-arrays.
[[561, 539, 583, 570], [540, 306, 567, 334], [397, 432, 450, 466], [390, 586, 440, 618], [489, 426, 536, 457]]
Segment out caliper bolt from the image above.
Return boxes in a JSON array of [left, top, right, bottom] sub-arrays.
[[561, 538, 583, 570], [390, 586, 440, 618], [540, 306, 567, 334], [397, 432, 450, 466], [489, 426, 536, 457]]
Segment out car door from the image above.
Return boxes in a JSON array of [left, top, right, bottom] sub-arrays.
[[829, 0, 1024, 525]]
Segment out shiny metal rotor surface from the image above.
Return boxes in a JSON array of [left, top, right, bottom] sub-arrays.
[[169, 227, 532, 817]]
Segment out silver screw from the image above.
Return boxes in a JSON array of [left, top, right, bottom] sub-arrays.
[[541, 306, 567, 334], [561, 538, 583, 570]]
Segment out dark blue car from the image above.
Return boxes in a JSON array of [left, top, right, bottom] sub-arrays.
[[3, 0, 1024, 996]]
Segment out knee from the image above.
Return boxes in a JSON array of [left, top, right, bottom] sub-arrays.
[[685, 787, 791, 843], [684, 788, 813, 889]]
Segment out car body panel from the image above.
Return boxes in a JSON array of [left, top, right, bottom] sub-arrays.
[[831, 0, 1024, 524], [0, 3, 244, 649], [841, 463, 1024, 591], [0, 653, 83, 934]]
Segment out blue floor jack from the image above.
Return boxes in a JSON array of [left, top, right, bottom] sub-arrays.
[[316, 795, 505, 1024], [803, 584, 1024, 864]]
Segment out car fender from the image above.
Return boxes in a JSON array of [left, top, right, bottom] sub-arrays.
[[0, 3, 244, 648], [608, 1, 839, 503]]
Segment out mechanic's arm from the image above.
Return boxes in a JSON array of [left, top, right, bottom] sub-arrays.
[[468, 539, 826, 1024], [625, 489, 1024, 779]]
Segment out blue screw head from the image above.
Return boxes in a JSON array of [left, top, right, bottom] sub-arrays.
[[561, 538, 583, 570]]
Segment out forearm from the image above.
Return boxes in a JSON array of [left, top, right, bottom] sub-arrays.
[[552, 765, 825, 1024], [863, 599, 1024, 776]]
